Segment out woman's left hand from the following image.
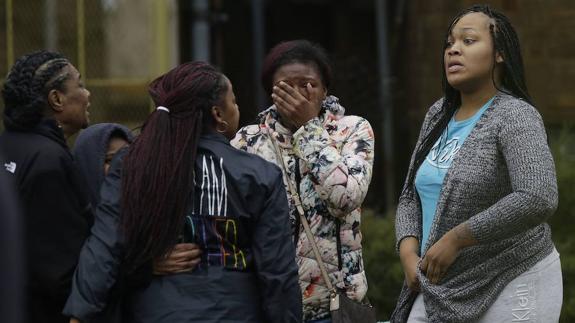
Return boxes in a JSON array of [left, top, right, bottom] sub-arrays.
[[421, 223, 477, 284], [271, 81, 323, 130], [420, 230, 461, 284]]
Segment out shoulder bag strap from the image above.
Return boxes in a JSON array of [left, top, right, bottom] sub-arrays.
[[268, 130, 335, 293]]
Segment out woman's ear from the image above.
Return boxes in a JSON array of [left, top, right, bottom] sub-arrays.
[[47, 89, 64, 112], [211, 105, 224, 123]]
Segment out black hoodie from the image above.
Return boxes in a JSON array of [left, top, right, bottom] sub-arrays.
[[73, 123, 134, 207], [0, 119, 93, 323]]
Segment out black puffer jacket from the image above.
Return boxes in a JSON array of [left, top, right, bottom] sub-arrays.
[[0, 119, 93, 323], [0, 152, 25, 323]]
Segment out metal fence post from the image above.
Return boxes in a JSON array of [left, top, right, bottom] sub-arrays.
[[191, 0, 210, 62], [6, 0, 14, 69], [251, 0, 266, 111], [154, 0, 169, 75], [77, 0, 86, 76], [375, 0, 395, 212], [44, 0, 57, 51]]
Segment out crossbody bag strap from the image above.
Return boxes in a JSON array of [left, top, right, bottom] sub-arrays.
[[268, 130, 335, 293], [336, 219, 343, 270]]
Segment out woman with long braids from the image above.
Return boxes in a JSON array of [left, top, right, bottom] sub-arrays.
[[0, 50, 92, 323], [64, 62, 302, 323], [71, 123, 200, 322], [392, 5, 562, 322]]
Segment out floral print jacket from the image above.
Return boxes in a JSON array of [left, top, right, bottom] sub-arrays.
[[231, 95, 374, 321]]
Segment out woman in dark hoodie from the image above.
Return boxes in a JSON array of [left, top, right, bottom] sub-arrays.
[[73, 123, 134, 206], [71, 124, 133, 323]]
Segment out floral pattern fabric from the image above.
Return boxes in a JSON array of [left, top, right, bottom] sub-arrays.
[[231, 95, 374, 321]]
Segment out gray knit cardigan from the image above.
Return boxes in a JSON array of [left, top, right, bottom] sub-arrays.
[[391, 92, 558, 323]]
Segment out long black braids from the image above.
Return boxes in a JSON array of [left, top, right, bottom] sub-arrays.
[[403, 4, 532, 196], [486, 7, 532, 104]]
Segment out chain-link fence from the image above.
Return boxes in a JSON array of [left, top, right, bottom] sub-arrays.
[[0, 0, 181, 135]]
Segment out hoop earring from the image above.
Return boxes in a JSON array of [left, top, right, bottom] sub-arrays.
[[216, 120, 229, 133]]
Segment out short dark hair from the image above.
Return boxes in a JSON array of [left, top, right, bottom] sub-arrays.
[[261, 39, 332, 95], [2, 50, 71, 130]]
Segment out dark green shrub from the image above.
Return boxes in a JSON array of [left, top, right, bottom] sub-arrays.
[[549, 125, 575, 322], [363, 210, 403, 321]]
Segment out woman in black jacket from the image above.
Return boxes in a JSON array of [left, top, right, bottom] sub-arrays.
[[0, 50, 92, 323], [0, 155, 25, 323], [64, 62, 302, 323]]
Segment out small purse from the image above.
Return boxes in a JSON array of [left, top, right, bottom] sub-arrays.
[[268, 132, 376, 323], [330, 290, 377, 323]]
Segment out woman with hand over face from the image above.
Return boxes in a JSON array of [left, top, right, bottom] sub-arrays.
[[233, 40, 374, 323], [392, 5, 561, 323], [64, 62, 302, 323]]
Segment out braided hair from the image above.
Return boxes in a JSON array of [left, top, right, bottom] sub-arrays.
[[121, 61, 228, 271], [404, 4, 532, 195], [2, 50, 71, 130]]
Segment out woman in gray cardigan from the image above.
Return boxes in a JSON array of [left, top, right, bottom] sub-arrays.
[[392, 5, 562, 323]]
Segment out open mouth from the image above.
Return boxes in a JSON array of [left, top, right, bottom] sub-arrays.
[[447, 62, 463, 72]]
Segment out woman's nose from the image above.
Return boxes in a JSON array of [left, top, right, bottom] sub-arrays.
[[447, 44, 461, 56]]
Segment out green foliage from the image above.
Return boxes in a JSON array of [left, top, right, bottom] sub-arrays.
[[362, 209, 403, 321], [548, 125, 575, 323], [363, 125, 575, 322]]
